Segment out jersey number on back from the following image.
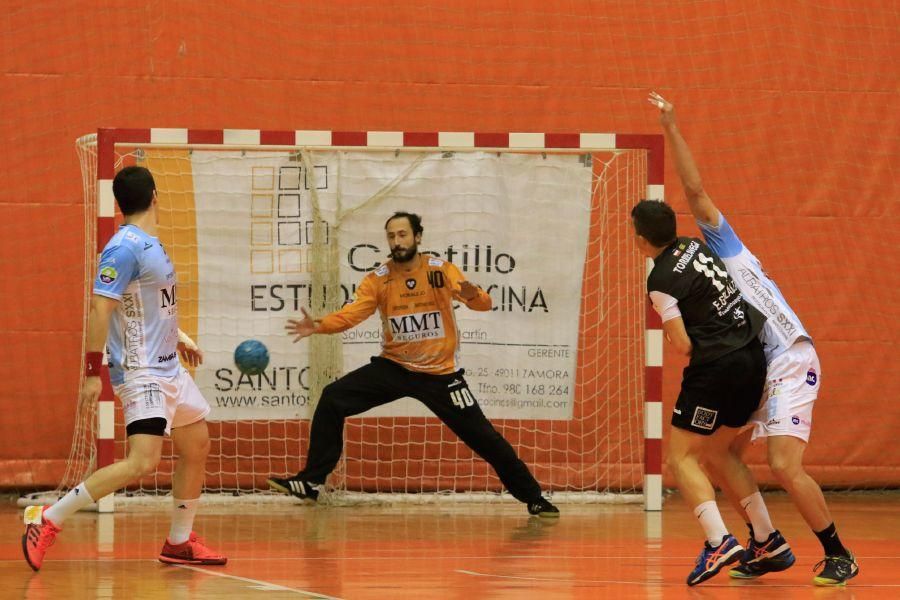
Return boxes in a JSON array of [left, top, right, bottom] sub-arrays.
[[693, 253, 729, 291]]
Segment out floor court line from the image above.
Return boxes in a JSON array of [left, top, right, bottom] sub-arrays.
[[173, 564, 345, 599]]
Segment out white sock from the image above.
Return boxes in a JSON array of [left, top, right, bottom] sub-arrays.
[[693, 500, 729, 547], [45, 483, 94, 526], [741, 491, 776, 542], [168, 497, 199, 545]]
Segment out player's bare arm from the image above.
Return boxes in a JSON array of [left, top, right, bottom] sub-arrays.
[[177, 329, 203, 367], [285, 306, 321, 343], [661, 316, 693, 357], [648, 92, 719, 225], [80, 294, 119, 410]]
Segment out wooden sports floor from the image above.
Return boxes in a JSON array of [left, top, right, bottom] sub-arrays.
[[0, 493, 896, 599]]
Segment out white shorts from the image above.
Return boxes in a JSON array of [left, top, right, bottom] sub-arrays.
[[114, 367, 211, 435], [750, 340, 819, 443]]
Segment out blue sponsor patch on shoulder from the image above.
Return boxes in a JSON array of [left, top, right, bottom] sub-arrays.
[[806, 369, 817, 386]]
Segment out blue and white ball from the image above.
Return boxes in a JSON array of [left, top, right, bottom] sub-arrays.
[[234, 339, 270, 375]]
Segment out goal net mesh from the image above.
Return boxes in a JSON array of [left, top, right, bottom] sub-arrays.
[[58, 137, 647, 504]]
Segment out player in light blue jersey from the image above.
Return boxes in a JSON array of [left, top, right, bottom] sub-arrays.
[[94, 218, 182, 386], [22, 167, 226, 571], [650, 92, 858, 586]]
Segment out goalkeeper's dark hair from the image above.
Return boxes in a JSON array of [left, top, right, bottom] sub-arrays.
[[385, 211, 423, 236], [631, 200, 677, 247], [113, 166, 157, 216]]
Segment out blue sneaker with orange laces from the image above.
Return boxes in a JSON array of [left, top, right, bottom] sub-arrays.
[[729, 529, 795, 579], [687, 534, 744, 586]]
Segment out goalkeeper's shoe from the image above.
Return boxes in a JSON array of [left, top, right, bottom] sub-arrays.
[[267, 476, 320, 501], [159, 532, 227, 565], [527, 497, 560, 518], [686, 534, 743, 586], [22, 505, 62, 572], [729, 529, 795, 579], [813, 553, 859, 586]]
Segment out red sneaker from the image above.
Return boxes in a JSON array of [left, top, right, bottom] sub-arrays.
[[22, 506, 62, 572], [159, 531, 227, 565]]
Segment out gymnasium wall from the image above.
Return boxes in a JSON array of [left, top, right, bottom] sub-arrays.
[[1, 1, 897, 489]]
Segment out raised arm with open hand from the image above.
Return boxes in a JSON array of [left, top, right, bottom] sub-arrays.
[[648, 91, 719, 225]]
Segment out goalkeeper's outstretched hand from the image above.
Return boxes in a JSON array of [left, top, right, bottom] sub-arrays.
[[458, 280, 479, 301], [286, 307, 319, 343]]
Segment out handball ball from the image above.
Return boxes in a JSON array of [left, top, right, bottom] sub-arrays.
[[234, 339, 269, 375]]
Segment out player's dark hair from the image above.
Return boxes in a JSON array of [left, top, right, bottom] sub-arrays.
[[113, 166, 156, 216], [631, 200, 677, 247], [385, 211, 423, 236]]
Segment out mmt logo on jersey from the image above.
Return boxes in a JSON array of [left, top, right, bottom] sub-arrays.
[[388, 311, 445, 342], [159, 284, 177, 318]]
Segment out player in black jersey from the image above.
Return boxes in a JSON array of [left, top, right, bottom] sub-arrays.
[[632, 200, 793, 585], [650, 92, 856, 586]]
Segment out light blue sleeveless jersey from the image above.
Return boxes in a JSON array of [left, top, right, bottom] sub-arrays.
[[698, 213, 811, 363], [93, 224, 179, 385]]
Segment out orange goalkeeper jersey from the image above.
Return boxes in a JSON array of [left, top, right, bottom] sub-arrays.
[[317, 255, 491, 375]]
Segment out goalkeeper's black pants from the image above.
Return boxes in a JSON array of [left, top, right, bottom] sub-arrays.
[[297, 356, 544, 504]]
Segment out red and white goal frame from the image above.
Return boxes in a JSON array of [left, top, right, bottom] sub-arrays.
[[89, 128, 665, 512]]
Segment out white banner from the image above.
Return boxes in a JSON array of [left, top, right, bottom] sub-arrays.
[[190, 150, 593, 421]]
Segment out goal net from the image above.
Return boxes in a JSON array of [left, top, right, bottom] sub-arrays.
[[49, 130, 657, 508]]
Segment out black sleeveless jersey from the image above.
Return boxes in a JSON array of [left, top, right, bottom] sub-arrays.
[[647, 237, 765, 366]]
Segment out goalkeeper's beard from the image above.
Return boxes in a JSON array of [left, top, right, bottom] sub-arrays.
[[390, 243, 418, 263]]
